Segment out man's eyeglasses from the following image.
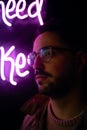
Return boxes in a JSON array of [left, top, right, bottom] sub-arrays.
[[27, 46, 77, 66]]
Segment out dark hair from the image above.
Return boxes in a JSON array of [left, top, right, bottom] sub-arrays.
[[34, 18, 87, 51]]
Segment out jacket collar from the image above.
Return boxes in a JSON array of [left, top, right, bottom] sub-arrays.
[[20, 94, 49, 115]]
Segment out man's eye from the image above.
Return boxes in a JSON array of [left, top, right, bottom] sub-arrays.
[[42, 49, 51, 57]]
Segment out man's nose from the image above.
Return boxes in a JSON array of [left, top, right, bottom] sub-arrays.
[[33, 56, 44, 70]]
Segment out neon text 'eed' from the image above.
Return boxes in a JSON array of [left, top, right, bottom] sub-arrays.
[[0, 0, 44, 26], [0, 46, 30, 86]]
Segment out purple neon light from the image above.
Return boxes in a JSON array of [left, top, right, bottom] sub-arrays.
[[0, 45, 30, 86], [0, 0, 44, 26], [15, 53, 29, 77]]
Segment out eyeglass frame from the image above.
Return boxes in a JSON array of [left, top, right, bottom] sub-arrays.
[[27, 46, 78, 67]]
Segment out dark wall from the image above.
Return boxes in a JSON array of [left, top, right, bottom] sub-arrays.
[[0, 12, 38, 130]]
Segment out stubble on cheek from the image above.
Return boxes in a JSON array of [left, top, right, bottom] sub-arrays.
[[36, 73, 76, 99]]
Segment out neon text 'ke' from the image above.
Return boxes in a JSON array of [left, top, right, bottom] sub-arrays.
[[0, 46, 30, 86]]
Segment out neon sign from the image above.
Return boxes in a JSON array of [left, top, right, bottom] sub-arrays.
[[0, 0, 44, 26], [0, 45, 30, 86]]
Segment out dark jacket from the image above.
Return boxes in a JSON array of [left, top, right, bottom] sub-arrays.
[[20, 94, 87, 130]]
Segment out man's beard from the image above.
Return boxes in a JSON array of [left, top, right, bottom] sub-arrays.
[[38, 75, 77, 99], [35, 63, 78, 99]]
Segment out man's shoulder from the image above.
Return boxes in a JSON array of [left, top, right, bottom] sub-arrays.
[[20, 94, 49, 115], [20, 94, 49, 130]]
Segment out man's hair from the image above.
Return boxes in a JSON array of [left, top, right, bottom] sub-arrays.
[[35, 18, 87, 51]]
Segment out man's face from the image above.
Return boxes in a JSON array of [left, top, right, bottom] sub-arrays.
[[33, 31, 79, 98]]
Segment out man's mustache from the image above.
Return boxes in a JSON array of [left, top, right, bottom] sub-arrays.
[[34, 69, 52, 77]]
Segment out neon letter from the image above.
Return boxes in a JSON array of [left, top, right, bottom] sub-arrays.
[[28, 0, 44, 25], [6, 0, 16, 19], [15, 53, 29, 77], [16, 0, 28, 19], [0, 1, 11, 26], [0, 46, 17, 85]]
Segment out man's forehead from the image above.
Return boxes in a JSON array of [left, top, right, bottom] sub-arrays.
[[33, 31, 68, 52]]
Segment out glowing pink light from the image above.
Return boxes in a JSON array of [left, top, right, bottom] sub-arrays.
[[15, 53, 29, 77], [28, 0, 44, 25], [0, 0, 44, 27], [0, 1, 11, 26], [27, 54, 31, 65], [0, 45, 30, 86], [0, 46, 16, 85], [16, 0, 28, 19], [6, 0, 16, 19]]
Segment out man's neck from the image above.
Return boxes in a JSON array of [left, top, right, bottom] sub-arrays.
[[49, 86, 85, 119]]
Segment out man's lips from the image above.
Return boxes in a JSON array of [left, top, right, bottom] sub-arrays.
[[35, 75, 48, 81]]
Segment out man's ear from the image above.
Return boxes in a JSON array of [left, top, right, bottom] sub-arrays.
[[76, 51, 87, 72]]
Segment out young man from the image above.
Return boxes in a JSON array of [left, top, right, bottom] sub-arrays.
[[20, 19, 87, 130]]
